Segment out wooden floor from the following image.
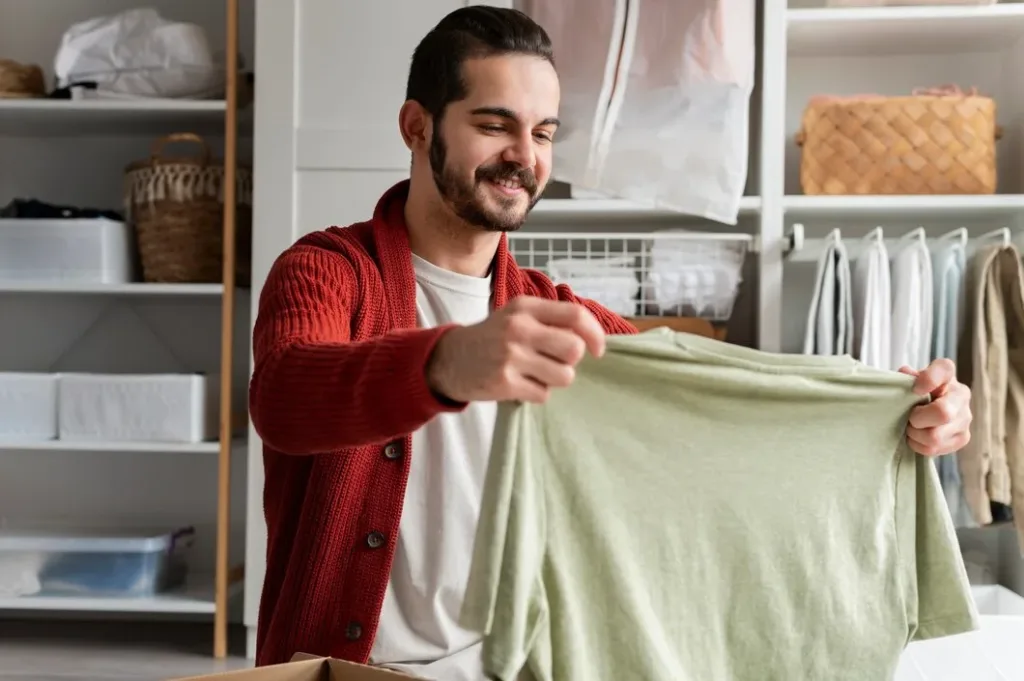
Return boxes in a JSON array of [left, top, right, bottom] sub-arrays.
[[0, 619, 252, 681]]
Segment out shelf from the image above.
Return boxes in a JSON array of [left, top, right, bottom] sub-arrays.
[[0, 282, 228, 296], [783, 194, 1024, 219], [0, 577, 217, 614], [0, 439, 221, 454], [0, 98, 233, 137], [787, 4, 1024, 58], [530, 196, 761, 221]]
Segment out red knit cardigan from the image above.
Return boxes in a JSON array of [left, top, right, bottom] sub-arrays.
[[249, 180, 637, 666]]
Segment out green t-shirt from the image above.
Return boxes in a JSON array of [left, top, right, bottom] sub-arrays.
[[461, 328, 979, 681]]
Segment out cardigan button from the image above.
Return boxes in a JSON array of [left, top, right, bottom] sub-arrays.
[[345, 621, 363, 641], [366, 531, 385, 549], [383, 441, 402, 460]]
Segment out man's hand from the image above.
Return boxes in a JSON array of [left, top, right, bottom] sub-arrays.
[[426, 296, 606, 404], [899, 359, 973, 456]]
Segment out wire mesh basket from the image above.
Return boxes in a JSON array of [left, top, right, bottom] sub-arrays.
[[506, 230, 750, 321]]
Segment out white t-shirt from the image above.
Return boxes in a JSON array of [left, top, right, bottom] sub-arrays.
[[369, 253, 496, 681]]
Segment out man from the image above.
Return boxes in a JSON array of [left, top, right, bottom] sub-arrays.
[[248, 6, 973, 678]]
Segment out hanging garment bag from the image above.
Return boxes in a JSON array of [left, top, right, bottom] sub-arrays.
[[515, 0, 628, 190], [590, 0, 757, 225]]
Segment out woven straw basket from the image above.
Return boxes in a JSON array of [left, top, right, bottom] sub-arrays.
[[796, 86, 1000, 196], [125, 133, 252, 285], [0, 59, 45, 98]]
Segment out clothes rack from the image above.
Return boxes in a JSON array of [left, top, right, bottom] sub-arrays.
[[784, 223, 1021, 263]]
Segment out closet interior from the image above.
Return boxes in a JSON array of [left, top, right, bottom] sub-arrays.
[[0, 0, 255, 658], [1, 0, 1024, 666], [505, 0, 1024, 618]]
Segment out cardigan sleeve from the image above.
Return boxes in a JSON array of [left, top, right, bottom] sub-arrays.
[[249, 245, 464, 454]]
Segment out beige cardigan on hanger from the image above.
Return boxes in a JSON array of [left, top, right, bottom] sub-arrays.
[[957, 243, 1024, 547]]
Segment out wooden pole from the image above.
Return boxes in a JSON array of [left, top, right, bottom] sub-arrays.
[[215, 0, 240, 660]]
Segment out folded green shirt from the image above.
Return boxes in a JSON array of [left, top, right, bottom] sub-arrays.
[[461, 328, 979, 681]]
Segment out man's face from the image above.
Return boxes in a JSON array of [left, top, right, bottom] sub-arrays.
[[428, 54, 560, 232]]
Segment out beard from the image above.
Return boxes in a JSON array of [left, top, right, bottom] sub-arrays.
[[428, 127, 541, 233]]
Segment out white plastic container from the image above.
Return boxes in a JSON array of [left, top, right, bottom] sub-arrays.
[[0, 218, 134, 284], [896, 585, 1024, 680], [0, 526, 193, 598], [58, 373, 217, 443], [0, 372, 59, 441]]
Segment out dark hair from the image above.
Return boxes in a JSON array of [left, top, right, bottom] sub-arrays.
[[405, 6, 554, 120]]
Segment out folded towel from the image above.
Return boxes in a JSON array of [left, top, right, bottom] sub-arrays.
[[547, 257, 639, 317]]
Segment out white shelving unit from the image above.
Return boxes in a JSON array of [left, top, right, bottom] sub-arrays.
[[769, 0, 1024, 353], [774, 0, 1024, 598], [0, 440, 222, 454], [0, 0, 255, 660]]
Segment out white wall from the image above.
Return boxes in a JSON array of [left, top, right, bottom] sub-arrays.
[[0, 0, 257, 615]]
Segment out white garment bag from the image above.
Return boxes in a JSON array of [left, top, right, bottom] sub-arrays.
[[595, 0, 756, 224], [515, 0, 628, 190], [518, 0, 756, 225]]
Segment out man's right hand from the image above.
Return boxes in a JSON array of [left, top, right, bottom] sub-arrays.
[[426, 296, 607, 404]]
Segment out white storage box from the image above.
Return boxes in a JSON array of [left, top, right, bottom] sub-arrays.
[[0, 218, 134, 284], [0, 526, 193, 598], [896, 585, 1024, 680], [0, 372, 59, 441], [58, 373, 217, 443]]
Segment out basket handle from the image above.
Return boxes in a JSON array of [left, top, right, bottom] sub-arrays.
[[150, 133, 211, 166]]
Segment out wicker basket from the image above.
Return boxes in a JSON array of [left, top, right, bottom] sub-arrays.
[[125, 133, 252, 285], [0, 59, 45, 98], [795, 86, 1000, 196]]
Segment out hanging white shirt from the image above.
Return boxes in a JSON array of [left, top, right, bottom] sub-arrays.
[[370, 253, 496, 681], [804, 236, 853, 356], [851, 237, 892, 370], [890, 240, 934, 371]]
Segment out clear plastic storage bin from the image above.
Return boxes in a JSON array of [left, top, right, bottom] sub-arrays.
[[0, 526, 194, 598]]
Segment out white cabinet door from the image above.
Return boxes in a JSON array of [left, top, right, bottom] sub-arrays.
[[296, 0, 468, 173]]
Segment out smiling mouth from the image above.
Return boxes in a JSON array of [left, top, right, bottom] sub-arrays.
[[485, 178, 527, 197]]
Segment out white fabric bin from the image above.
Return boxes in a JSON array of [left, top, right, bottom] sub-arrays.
[[0, 218, 134, 283], [896, 585, 1024, 680], [58, 373, 217, 443], [0, 373, 59, 441]]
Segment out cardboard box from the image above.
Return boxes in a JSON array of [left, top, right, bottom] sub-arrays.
[[171, 654, 419, 681]]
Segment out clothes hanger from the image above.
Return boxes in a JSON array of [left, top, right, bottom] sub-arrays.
[[977, 227, 1011, 247], [863, 226, 883, 244], [898, 226, 926, 245], [938, 227, 968, 250]]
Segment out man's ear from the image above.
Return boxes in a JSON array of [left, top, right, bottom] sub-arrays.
[[399, 100, 430, 152]]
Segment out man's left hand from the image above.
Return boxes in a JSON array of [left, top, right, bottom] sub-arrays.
[[899, 359, 972, 456]]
